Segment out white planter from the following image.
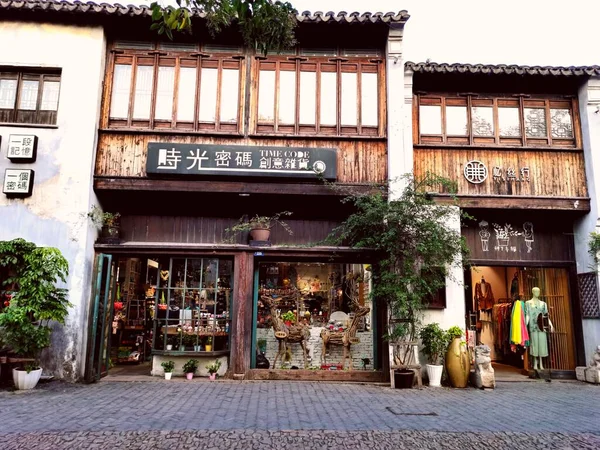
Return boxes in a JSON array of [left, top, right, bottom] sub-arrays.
[[166, 345, 173, 351], [164, 372, 173, 380], [426, 364, 443, 387], [13, 368, 43, 390]]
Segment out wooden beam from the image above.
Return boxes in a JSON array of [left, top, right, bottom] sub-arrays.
[[433, 194, 590, 212], [230, 251, 253, 376], [94, 177, 373, 196]]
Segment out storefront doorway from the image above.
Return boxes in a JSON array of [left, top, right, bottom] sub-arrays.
[[466, 265, 577, 377]]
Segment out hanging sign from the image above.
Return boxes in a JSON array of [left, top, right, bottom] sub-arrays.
[[464, 160, 531, 185], [3, 169, 34, 197], [7, 134, 38, 162], [146, 143, 337, 180]]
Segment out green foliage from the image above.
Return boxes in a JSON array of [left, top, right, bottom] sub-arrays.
[[419, 323, 447, 365], [325, 174, 470, 345], [150, 0, 297, 55], [588, 231, 600, 265], [87, 205, 120, 228], [225, 211, 293, 241], [206, 358, 222, 373], [257, 337, 267, 351], [281, 311, 295, 323], [183, 359, 200, 373], [161, 360, 175, 372], [446, 326, 464, 342], [0, 239, 72, 366]]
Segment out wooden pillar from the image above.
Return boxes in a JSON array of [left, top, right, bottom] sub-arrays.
[[230, 251, 254, 377]]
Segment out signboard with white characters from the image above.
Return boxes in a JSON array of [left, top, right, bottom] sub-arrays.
[[3, 169, 34, 197], [7, 135, 37, 162]]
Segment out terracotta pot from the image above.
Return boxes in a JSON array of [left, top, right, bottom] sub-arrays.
[[445, 337, 470, 388], [185, 373, 194, 380], [249, 228, 270, 241]]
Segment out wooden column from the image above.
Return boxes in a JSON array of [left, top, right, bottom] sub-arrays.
[[230, 251, 254, 377]]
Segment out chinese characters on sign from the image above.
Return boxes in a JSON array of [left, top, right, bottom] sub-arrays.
[[146, 143, 337, 179], [3, 169, 34, 197], [463, 160, 488, 184], [7, 135, 38, 162], [464, 160, 531, 184], [478, 220, 534, 253], [492, 166, 530, 183]]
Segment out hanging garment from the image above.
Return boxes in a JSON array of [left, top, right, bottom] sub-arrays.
[[526, 300, 549, 357], [475, 281, 495, 311], [510, 300, 530, 349]]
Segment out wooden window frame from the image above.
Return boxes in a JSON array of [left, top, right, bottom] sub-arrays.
[[415, 93, 581, 149], [103, 43, 245, 134], [251, 54, 385, 138], [0, 69, 61, 126]]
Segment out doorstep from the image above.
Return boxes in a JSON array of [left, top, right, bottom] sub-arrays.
[[246, 369, 385, 382]]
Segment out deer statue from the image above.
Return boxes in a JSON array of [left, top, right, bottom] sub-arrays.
[[261, 293, 310, 369], [321, 298, 370, 370]]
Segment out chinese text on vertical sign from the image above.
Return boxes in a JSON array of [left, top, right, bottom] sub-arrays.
[[3, 169, 34, 197], [7, 135, 38, 162]]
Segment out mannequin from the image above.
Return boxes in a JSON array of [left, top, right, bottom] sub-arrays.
[[525, 287, 554, 370]]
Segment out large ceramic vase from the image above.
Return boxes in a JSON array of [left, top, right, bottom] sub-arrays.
[[13, 368, 43, 390], [445, 337, 470, 388]]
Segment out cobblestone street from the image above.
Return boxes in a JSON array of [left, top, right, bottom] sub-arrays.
[[0, 379, 599, 448]]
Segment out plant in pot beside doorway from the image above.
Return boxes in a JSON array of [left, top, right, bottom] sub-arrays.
[[226, 212, 293, 243], [419, 323, 447, 387], [0, 239, 72, 390], [206, 359, 221, 380], [87, 205, 121, 244], [183, 359, 199, 380], [161, 360, 175, 380], [387, 318, 420, 389], [445, 326, 470, 388]]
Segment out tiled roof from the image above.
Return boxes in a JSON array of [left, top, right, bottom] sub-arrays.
[[0, 0, 410, 24], [406, 61, 600, 77]]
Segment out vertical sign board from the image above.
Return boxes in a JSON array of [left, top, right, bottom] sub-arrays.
[[7, 135, 38, 162], [3, 169, 34, 197]]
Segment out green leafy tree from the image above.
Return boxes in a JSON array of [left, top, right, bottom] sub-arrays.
[[150, 0, 297, 55], [325, 174, 470, 365]]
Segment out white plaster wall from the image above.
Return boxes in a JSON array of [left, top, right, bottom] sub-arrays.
[[0, 21, 106, 381]]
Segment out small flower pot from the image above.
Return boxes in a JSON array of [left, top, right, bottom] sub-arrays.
[[205, 345, 212, 352], [164, 372, 173, 380], [194, 345, 202, 352], [209, 373, 216, 381], [166, 344, 173, 351], [13, 368, 43, 390], [250, 228, 270, 241], [186, 373, 194, 380], [179, 345, 186, 352], [426, 364, 443, 387], [99, 225, 120, 244]]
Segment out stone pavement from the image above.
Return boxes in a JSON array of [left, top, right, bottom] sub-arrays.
[[0, 379, 599, 449]]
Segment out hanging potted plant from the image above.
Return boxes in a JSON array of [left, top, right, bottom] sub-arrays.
[[225, 211, 293, 243], [445, 326, 470, 388], [161, 360, 175, 380], [206, 359, 222, 381], [87, 205, 121, 244], [419, 323, 448, 387], [183, 359, 199, 380], [0, 239, 72, 390]]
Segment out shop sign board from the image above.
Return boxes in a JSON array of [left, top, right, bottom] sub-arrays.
[[3, 169, 34, 197], [464, 160, 531, 185], [6, 134, 38, 162], [146, 143, 337, 180]]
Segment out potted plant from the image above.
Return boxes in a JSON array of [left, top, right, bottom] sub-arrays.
[[165, 335, 174, 351], [257, 337, 267, 354], [281, 311, 295, 327], [225, 211, 293, 243], [205, 336, 213, 352], [0, 239, 72, 390], [161, 360, 175, 380], [182, 359, 199, 380], [87, 205, 121, 244], [387, 318, 420, 389], [419, 322, 448, 387], [206, 359, 222, 380], [445, 326, 470, 388]]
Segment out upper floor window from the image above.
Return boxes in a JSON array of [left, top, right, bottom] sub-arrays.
[[253, 48, 383, 137], [0, 68, 61, 126], [416, 94, 578, 148], [107, 41, 243, 133]]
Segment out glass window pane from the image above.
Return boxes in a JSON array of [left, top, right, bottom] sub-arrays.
[[258, 70, 275, 122], [320, 71, 337, 126], [278, 70, 296, 124], [550, 108, 573, 138], [498, 107, 521, 136], [524, 108, 547, 137], [0, 79, 17, 109], [199, 68, 218, 122], [110, 64, 132, 119], [19, 80, 39, 110], [155, 66, 175, 120], [361, 72, 378, 127], [132, 65, 154, 120], [186, 259, 202, 289], [177, 67, 196, 122], [341, 72, 357, 126], [299, 71, 316, 124], [419, 105, 442, 134], [471, 106, 494, 136], [446, 106, 467, 135], [220, 69, 239, 123], [41, 81, 60, 111]]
